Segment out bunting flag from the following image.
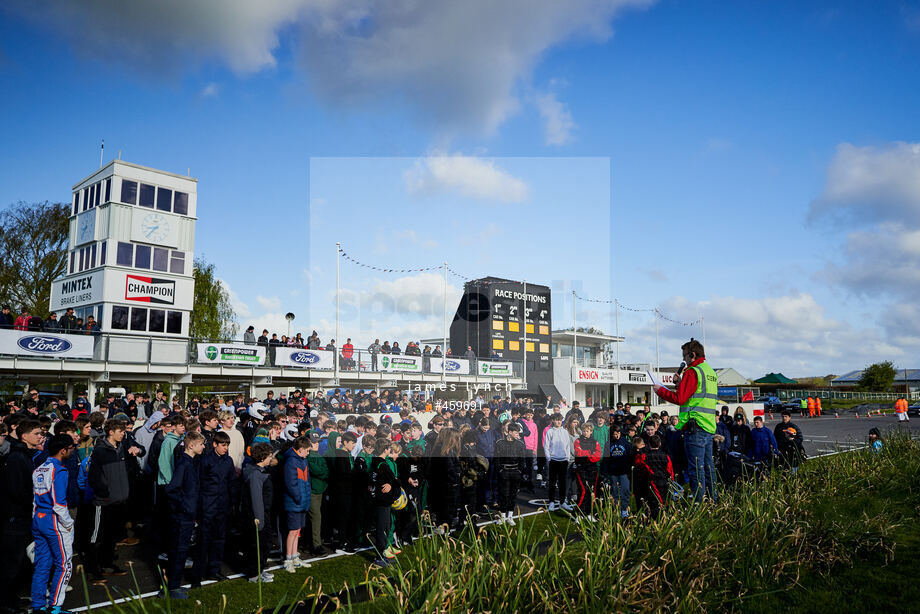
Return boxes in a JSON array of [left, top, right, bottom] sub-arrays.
[[338, 246, 443, 274], [575, 293, 702, 326]]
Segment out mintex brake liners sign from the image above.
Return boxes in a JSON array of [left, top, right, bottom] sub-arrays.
[[125, 275, 176, 305]]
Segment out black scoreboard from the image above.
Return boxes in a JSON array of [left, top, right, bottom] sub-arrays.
[[449, 277, 552, 370]]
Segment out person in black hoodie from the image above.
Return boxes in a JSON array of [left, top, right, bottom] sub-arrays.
[[86, 419, 130, 583], [163, 431, 204, 598], [369, 439, 401, 567], [427, 428, 461, 532], [632, 435, 674, 520], [194, 431, 236, 584], [604, 426, 634, 518], [0, 419, 44, 609], [459, 430, 488, 529], [493, 422, 526, 525], [242, 442, 275, 583], [329, 432, 358, 550]]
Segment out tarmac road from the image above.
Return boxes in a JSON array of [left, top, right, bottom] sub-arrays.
[[60, 413, 917, 610]]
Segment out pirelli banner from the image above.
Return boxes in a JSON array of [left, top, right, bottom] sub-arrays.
[[275, 348, 335, 370], [0, 329, 95, 359], [430, 357, 471, 375], [196, 343, 265, 366], [380, 354, 423, 373]]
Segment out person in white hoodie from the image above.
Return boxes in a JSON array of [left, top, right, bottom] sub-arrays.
[[219, 410, 245, 471], [542, 413, 573, 511]]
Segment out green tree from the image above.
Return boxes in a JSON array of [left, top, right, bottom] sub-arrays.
[[0, 201, 70, 316], [190, 257, 238, 340], [858, 361, 896, 392]]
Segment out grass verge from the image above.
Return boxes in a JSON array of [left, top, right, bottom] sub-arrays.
[[83, 433, 919, 613]]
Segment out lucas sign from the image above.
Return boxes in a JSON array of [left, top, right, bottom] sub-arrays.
[[0, 329, 94, 359], [196, 343, 265, 366]]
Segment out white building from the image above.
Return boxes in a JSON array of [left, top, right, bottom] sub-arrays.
[[49, 160, 197, 337]]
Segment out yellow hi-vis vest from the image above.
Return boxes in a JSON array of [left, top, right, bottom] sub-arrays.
[[678, 361, 718, 434]]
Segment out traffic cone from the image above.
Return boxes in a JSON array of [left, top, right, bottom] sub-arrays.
[[835, 411, 839, 418], [855, 410, 859, 419]]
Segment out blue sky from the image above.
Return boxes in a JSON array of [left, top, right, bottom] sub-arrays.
[[1, 0, 919, 377]]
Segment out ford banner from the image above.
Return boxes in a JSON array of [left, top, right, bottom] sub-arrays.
[[275, 347, 335, 370], [0, 329, 95, 359], [430, 357, 471, 375]]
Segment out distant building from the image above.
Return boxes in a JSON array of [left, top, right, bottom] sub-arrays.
[[832, 369, 919, 394]]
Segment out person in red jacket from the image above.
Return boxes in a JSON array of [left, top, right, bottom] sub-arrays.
[[632, 434, 674, 520], [341, 338, 355, 370], [14, 307, 30, 330], [572, 422, 602, 517]]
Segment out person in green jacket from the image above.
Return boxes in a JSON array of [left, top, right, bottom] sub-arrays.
[[591, 409, 610, 460], [306, 434, 331, 555], [157, 416, 186, 486]]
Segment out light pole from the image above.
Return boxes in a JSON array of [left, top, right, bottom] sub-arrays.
[[285, 312, 295, 338]]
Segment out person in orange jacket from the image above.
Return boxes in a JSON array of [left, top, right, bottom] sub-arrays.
[[807, 397, 815, 418], [815, 397, 822, 417], [895, 398, 910, 423]]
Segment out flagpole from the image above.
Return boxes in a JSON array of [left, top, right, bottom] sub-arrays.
[[442, 262, 447, 382], [523, 279, 527, 389], [335, 242, 340, 384]]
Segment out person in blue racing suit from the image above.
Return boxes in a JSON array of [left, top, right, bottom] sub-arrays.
[[31, 434, 77, 614]]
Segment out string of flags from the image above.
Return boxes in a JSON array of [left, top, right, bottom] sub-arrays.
[[338, 247, 442, 274], [337, 247, 702, 327], [575, 293, 702, 327]]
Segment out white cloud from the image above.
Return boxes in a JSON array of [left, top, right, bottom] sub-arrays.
[[404, 155, 528, 203], [616, 293, 904, 378], [7, 0, 654, 133], [256, 295, 282, 311], [534, 91, 575, 145], [809, 142, 920, 226], [199, 82, 220, 98], [811, 142, 920, 306]]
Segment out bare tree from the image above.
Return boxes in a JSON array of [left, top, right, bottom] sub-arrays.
[[0, 201, 69, 315]]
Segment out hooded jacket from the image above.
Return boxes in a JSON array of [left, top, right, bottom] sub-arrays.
[[282, 447, 311, 512], [88, 437, 129, 506], [242, 463, 273, 527], [134, 411, 164, 462], [166, 452, 200, 518], [543, 426, 573, 462]]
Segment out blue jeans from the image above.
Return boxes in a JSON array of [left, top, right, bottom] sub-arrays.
[[608, 474, 631, 512], [683, 429, 717, 503]]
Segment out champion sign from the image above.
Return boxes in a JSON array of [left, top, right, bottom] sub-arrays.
[[125, 275, 176, 305], [16, 335, 73, 354]]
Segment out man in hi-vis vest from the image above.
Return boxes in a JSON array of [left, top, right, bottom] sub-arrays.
[[648, 338, 718, 503]]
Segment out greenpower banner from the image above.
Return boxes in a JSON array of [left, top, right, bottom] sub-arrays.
[[380, 354, 423, 373], [479, 361, 513, 377], [196, 343, 265, 366]]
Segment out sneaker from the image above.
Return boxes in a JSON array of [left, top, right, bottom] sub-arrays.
[[506, 513, 516, 527], [620, 510, 630, 519], [372, 558, 390, 568], [548, 502, 559, 512], [560, 502, 574, 512], [168, 589, 189, 600], [535, 473, 543, 482], [89, 574, 107, 586], [313, 545, 334, 556], [382, 546, 397, 559], [49, 608, 77, 614], [292, 556, 312, 568], [157, 552, 168, 562], [261, 570, 274, 582], [389, 545, 402, 555], [283, 559, 297, 573], [184, 557, 194, 569]]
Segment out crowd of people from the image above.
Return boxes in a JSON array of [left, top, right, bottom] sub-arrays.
[[0, 375, 821, 613], [0, 305, 100, 335]]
